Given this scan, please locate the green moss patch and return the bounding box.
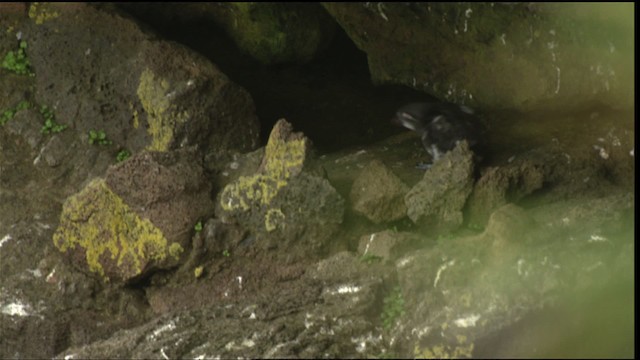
[1,40,33,76]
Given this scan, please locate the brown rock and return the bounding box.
[350,160,409,223]
[405,141,475,232]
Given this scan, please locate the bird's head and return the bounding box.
[391,103,431,132]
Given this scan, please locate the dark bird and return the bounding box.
[391,101,486,164]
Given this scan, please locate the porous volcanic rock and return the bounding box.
[53,149,213,283]
[217,119,344,255]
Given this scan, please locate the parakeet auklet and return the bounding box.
[392,101,486,165]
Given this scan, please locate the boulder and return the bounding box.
[466,159,544,227]
[206,3,336,65]
[405,141,475,232]
[323,3,633,112]
[53,149,213,283]
[350,160,409,223]
[118,3,336,65]
[218,119,344,254]
[24,3,259,165]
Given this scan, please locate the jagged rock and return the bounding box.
[468,136,635,227]
[53,149,213,283]
[217,119,344,254]
[405,141,475,232]
[350,160,409,223]
[467,160,544,227]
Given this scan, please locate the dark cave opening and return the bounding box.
[117,4,432,153]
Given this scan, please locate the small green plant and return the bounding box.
[222,249,230,257]
[0,100,31,126]
[116,149,131,162]
[40,105,66,134]
[88,129,112,145]
[194,221,203,233]
[381,286,405,330]
[360,253,383,265]
[16,100,30,111]
[2,40,33,76]
[0,109,14,126]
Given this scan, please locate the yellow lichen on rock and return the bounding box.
[220,174,286,212]
[137,68,189,151]
[168,242,184,259]
[53,178,183,282]
[28,2,60,25]
[265,208,286,232]
[219,119,309,233]
[263,130,307,181]
[194,265,204,278]
[129,101,140,129]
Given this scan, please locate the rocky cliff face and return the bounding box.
[0,3,633,359]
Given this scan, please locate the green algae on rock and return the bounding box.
[213,3,336,65]
[53,178,183,283]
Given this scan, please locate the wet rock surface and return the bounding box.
[0,3,634,359]
[322,3,633,112]
[394,193,633,357]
